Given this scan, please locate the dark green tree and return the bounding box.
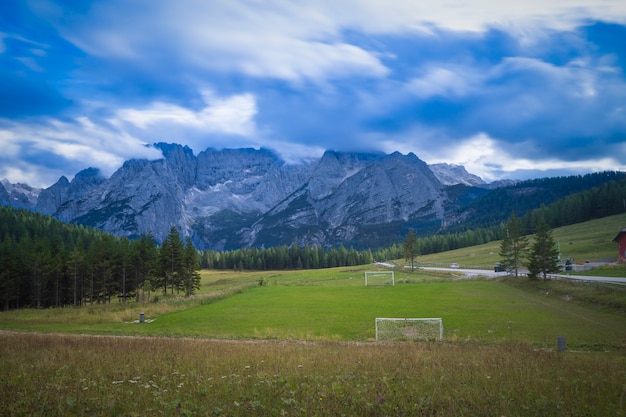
[131,234,158,302]
[499,212,528,277]
[403,228,419,272]
[181,237,201,296]
[527,217,561,281]
[160,226,184,294]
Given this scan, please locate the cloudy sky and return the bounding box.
[2,0,626,188]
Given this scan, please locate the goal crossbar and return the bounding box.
[375,317,443,341]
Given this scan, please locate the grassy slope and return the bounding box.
[414,213,626,270]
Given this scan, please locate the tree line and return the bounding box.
[0,207,200,310]
[201,245,376,271]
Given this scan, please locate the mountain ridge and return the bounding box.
[4,143,618,250]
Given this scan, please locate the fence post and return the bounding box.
[557,336,566,351]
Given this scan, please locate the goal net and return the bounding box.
[375,318,443,341]
[365,271,395,286]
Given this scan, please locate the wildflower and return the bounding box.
[377,396,384,404]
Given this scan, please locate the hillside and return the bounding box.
[413,213,626,269]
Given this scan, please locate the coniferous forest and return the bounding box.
[1,173,625,311]
[0,208,200,310]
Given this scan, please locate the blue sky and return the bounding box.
[1,0,626,188]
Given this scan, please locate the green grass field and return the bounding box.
[1,267,624,349]
[1,215,625,416]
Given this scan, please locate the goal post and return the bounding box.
[375,318,443,341]
[365,271,395,286]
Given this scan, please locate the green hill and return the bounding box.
[413,213,626,270]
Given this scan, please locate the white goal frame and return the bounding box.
[375,318,443,341]
[365,271,395,286]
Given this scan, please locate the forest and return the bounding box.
[1,173,625,310]
[0,212,200,310]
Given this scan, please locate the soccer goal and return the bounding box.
[365,271,395,286]
[375,318,443,341]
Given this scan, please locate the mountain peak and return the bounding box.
[429,163,486,187]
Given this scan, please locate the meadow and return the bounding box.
[1,331,624,417]
[1,215,625,415]
[416,213,626,268]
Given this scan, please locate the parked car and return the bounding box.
[449,263,459,269]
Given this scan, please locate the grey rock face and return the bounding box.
[429,163,486,187]
[243,151,446,248]
[7,143,484,249]
[1,180,41,209]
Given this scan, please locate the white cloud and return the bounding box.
[408,67,480,99]
[113,90,257,137]
[424,133,626,181]
[0,116,163,187]
[30,0,626,86]
[264,140,326,165]
[329,0,626,33]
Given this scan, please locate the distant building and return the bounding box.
[612,228,626,263]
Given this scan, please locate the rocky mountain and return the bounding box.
[0,180,41,209]
[1,143,491,249]
[429,163,486,187]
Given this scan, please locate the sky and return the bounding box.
[1,0,626,188]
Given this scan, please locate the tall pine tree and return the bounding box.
[160,226,184,294]
[403,229,419,272]
[499,212,528,277]
[527,216,561,281]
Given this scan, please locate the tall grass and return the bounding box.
[1,332,624,416]
[0,333,626,416]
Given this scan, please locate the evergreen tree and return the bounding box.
[160,226,184,294]
[403,229,419,272]
[182,237,201,296]
[499,212,528,277]
[527,217,561,281]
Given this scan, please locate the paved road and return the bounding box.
[422,267,626,285]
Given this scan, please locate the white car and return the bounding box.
[449,263,459,269]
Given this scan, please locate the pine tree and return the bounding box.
[499,212,528,277]
[527,216,561,281]
[403,229,419,272]
[160,226,184,294]
[182,237,201,297]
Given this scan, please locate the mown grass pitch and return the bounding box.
[1,267,624,349]
[146,280,625,348]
